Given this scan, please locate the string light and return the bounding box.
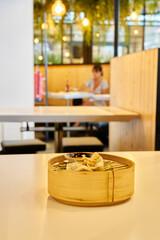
[96,32,100,38]
[134,29,139,35]
[64,51,70,58]
[62,36,67,41]
[52,0,66,16]
[34,38,39,44]
[38,55,43,61]
[41,23,48,30]
[130,9,137,21]
[82,18,89,27]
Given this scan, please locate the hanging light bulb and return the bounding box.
[62,36,67,41]
[52,0,66,16]
[38,55,43,61]
[41,23,48,30]
[34,38,39,44]
[64,50,70,58]
[130,9,137,21]
[96,32,100,38]
[82,18,89,27]
[134,29,139,35]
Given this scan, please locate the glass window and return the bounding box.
[145,25,160,50]
[62,24,83,64]
[92,24,114,63]
[118,1,160,57]
[33,1,160,65]
[48,23,62,64]
[144,0,160,50]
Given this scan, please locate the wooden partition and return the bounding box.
[110,48,160,151]
[35,64,110,106]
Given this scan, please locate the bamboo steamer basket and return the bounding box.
[48,153,135,206]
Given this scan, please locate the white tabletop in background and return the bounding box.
[0,106,138,122]
[48,91,93,99]
[48,91,110,101]
[0,151,160,240]
[92,94,110,101]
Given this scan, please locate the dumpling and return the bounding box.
[66,152,104,171]
[66,162,92,171]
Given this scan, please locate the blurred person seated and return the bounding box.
[74,63,109,106]
[73,63,109,128]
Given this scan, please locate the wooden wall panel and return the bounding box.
[34,64,110,106]
[110,48,158,151]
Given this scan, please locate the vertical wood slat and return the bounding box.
[35,64,110,106]
[155,49,160,150]
[110,48,158,151]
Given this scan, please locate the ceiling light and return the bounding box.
[130,9,137,21]
[38,55,43,61]
[96,32,100,38]
[52,0,66,16]
[64,51,70,58]
[63,36,67,41]
[82,18,89,27]
[34,38,39,44]
[134,29,139,35]
[41,23,48,30]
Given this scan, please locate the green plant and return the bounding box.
[48,54,61,64]
[34,0,159,46]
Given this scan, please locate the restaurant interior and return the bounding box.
[0,0,160,239]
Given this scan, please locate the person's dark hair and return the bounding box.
[93,63,103,76]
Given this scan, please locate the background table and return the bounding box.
[0,151,160,240]
[48,91,110,106]
[48,92,110,137]
[48,91,93,137]
[48,91,92,106]
[0,106,138,152]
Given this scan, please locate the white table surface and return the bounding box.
[0,151,160,240]
[0,106,138,122]
[48,91,110,101]
[92,94,110,101]
[47,92,110,137]
[0,106,139,153]
[48,91,93,100]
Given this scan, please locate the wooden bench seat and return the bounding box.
[62,136,104,152]
[1,139,46,154]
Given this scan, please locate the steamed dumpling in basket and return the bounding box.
[66,152,104,171]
